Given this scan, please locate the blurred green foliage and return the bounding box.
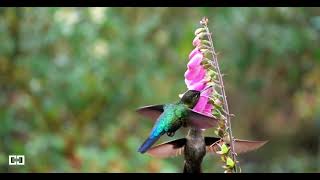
[0,7,319,173]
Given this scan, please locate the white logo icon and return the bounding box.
[9,155,25,165]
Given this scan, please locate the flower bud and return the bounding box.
[226,157,235,168]
[200,17,208,25]
[201,40,212,46]
[214,98,222,106]
[192,36,200,47]
[194,27,206,35]
[223,135,231,144]
[196,32,207,39]
[218,128,225,137]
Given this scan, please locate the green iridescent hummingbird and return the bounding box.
[137,87,219,153]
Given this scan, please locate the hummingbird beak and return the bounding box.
[179,86,213,98]
[179,90,188,98]
[200,85,213,94]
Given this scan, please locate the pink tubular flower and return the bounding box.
[187,52,203,69]
[184,39,214,117]
[193,88,214,117]
[189,47,200,59]
[192,36,201,47]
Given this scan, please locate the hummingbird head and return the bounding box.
[180,86,212,108]
[180,90,201,108]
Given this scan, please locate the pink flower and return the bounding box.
[183,37,214,117]
[185,80,206,91]
[185,48,206,85]
[184,66,206,82]
[187,51,203,69]
[192,36,200,47]
[193,88,213,116]
[189,47,200,59]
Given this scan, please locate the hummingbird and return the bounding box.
[146,127,268,173]
[136,87,219,154]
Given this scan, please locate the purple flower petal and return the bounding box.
[187,53,203,69]
[203,103,214,117]
[189,48,200,59]
[193,95,208,113]
[184,66,206,82]
[184,69,197,81]
[186,80,206,91]
[193,87,213,115]
[183,34,214,117]
[201,86,213,96]
[193,36,200,47]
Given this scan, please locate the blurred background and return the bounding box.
[0,7,319,173]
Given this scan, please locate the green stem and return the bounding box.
[201,18,238,173]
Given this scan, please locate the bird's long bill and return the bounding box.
[178,85,213,98]
[200,85,213,94]
[146,137,268,158]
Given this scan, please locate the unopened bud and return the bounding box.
[201,40,212,46]
[214,98,222,106]
[194,27,206,35]
[200,17,208,25]
[196,32,207,39]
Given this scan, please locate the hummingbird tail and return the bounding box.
[138,136,160,153]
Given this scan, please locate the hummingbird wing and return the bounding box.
[205,137,268,155]
[185,109,219,129]
[146,137,268,158]
[146,138,186,158]
[137,105,219,129]
[136,104,164,122]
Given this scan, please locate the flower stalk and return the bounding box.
[183,17,240,173]
[204,17,238,172]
